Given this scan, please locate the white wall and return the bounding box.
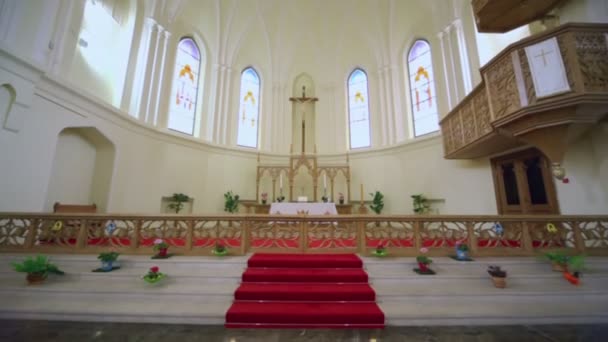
[45,129,96,210]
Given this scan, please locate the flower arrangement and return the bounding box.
[372,244,387,257]
[454,241,471,261]
[152,239,170,258]
[143,266,166,284]
[97,251,120,272]
[213,242,228,256]
[414,248,434,274]
[276,195,286,203]
[338,193,345,204]
[261,192,268,204]
[321,195,329,203]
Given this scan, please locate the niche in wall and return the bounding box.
[45,127,115,212]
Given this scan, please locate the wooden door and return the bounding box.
[491,149,559,214]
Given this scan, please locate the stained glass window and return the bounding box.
[168,38,201,135]
[236,67,260,148]
[408,40,438,137]
[348,69,371,149]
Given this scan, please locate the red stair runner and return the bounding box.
[225,253,385,328]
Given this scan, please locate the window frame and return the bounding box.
[407,39,439,138]
[347,68,372,150]
[168,36,202,136]
[236,66,261,149]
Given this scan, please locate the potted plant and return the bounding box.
[369,191,384,214]
[454,242,470,260]
[411,194,430,214]
[167,193,189,213]
[563,256,585,286]
[224,191,240,213]
[544,251,571,272]
[212,242,228,256]
[338,193,345,205]
[414,248,434,274]
[276,195,285,203]
[321,195,329,203]
[97,251,120,271]
[12,255,65,285]
[372,244,387,257]
[261,192,268,205]
[487,265,507,288]
[153,238,170,258]
[143,266,166,284]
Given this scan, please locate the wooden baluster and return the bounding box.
[572,221,586,253]
[76,219,88,249]
[357,220,366,254]
[133,219,141,251]
[24,218,38,249]
[300,219,307,253]
[186,219,193,252]
[414,220,422,252]
[240,219,249,255]
[521,221,534,255]
[467,221,478,256]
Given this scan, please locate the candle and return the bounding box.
[323,174,327,189]
[360,184,364,203]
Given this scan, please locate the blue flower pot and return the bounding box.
[101,260,114,271]
[456,249,468,260]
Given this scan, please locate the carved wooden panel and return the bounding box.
[451,112,464,150]
[574,31,608,93]
[486,53,520,119]
[461,100,476,144]
[473,87,492,136]
[441,118,453,154]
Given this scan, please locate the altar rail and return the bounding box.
[0,213,607,256]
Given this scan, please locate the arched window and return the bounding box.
[347,69,371,149]
[236,67,261,148]
[408,40,438,137]
[168,37,201,135]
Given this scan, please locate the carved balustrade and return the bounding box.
[1,213,606,256]
[440,23,608,161]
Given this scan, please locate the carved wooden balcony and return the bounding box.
[472,0,565,33]
[440,23,608,168]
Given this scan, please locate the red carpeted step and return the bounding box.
[247,253,363,268]
[225,302,385,327]
[235,283,376,301]
[242,268,368,283]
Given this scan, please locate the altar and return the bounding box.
[269,202,338,215]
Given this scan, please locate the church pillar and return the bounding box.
[221,66,233,145]
[377,67,388,146]
[454,19,473,95]
[150,29,172,128]
[389,63,405,142]
[444,25,461,103]
[143,23,165,125]
[437,31,453,110]
[47,0,86,77]
[134,18,159,121]
[382,65,396,145]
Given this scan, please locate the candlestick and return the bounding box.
[360,184,364,203]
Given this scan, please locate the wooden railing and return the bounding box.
[1,213,607,256]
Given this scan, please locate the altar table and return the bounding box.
[269,202,338,215]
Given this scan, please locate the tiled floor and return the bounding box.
[0,320,606,342]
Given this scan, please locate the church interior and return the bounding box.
[0,0,607,338]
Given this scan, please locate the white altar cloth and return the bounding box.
[269,202,337,215]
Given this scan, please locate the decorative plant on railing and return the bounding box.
[369,191,384,214]
[372,244,387,257]
[224,191,240,213]
[12,255,65,285]
[411,194,430,214]
[168,193,190,213]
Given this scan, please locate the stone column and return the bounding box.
[437,31,453,110]
[134,18,159,121]
[454,19,473,94]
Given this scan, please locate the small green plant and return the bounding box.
[544,251,570,266]
[97,252,120,262]
[411,194,430,214]
[224,191,240,213]
[545,252,585,270]
[456,243,469,252]
[12,255,65,276]
[369,191,384,214]
[487,265,506,278]
[416,255,433,265]
[168,193,190,213]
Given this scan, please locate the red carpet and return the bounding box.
[225,253,384,328]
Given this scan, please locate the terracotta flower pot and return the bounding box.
[418,262,429,272]
[491,276,506,288]
[26,272,48,285]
